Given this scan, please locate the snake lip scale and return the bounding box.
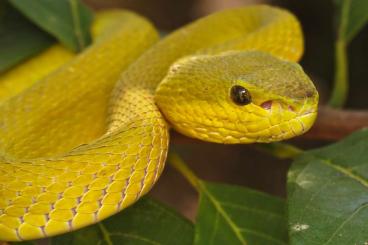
[0,5,318,241]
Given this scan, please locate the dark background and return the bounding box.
[84,0,368,219]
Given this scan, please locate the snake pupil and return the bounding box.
[230,85,252,105]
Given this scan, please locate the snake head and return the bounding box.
[155,51,318,144]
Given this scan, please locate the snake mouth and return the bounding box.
[260,100,298,112]
[257,98,318,139]
[260,100,273,110]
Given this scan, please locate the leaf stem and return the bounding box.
[168,152,201,192]
[255,142,304,159]
[98,223,113,245]
[329,39,349,108]
[329,0,350,108]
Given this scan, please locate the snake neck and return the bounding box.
[107,83,166,133]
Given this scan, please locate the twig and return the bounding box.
[305,106,368,140]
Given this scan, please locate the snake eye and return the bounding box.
[230,85,252,105]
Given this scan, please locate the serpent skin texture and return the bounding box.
[0,45,74,104]
[0,5,318,241]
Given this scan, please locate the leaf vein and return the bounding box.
[319,158,368,188]
[323,202,368,244]
[98,223,113,245]
[68,0,84,50]
[209,209,220,244]
[200,181,247,245]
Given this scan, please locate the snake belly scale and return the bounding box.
[0,5,318,241]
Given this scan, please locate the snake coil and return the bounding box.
[0,5,318,241]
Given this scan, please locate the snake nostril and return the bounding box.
[260,100,272,110]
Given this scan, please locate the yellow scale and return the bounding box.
[0,6,318,241]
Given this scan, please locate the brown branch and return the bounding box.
[171,106,368,143]
[304,106,368,140]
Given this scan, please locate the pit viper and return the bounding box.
[0,5,318,241]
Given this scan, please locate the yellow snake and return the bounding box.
[0,5,318,241]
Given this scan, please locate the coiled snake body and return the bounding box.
[0,5,318,241]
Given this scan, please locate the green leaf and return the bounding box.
[51,198,194,245]
[334,0,368,42]
[0,2,54,73]
[288,129,368,245]
[9,0,93,52]
[195,182,287,245]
